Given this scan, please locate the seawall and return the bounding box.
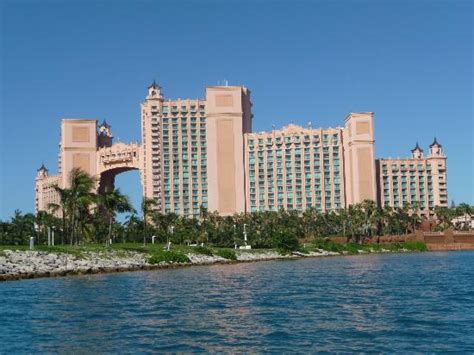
[330,230,474,251]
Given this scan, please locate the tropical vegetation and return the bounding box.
[0,169,472,251]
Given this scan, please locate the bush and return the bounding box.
[400,241,427,251]
[312,239,345,253]
[147,250,190,264]
[345,243,362,254]
[193,246,214,256]
[216,249,237,260]
[297,247,310,255]
[272,230,299,254]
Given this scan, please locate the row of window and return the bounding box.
[249,203,342,213]
[164,201,208,216]
[162,117,206,124]
[153,104,205,113]
[247,133,339,146]
[381,163,448,174]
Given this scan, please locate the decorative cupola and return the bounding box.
[429,137,443,157]
[98,120,113,147]
[147,80,163,99]
[411,142,424,159]
[36,163,49,179]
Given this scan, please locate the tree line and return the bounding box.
[0,168,472,246]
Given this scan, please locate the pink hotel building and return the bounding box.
[36,82,448,217]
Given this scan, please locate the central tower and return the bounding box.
[342,112,377,204]
[206,86,252,215]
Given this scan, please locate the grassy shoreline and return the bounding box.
[0,240,427,260]
[0,241,428,282]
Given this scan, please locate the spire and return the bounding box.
[148,80,159,89]
[100,119,110,128]
[98,119,113,144]
[37,163,48,172]
[147,79,163,99]
[430,136,441,148]
[411,142,423,152]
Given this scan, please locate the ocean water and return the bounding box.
[1,251,473,353]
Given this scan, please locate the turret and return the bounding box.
[429,137,444,157]
[411,142,423,159]
[36,163,49,180]
[146,80,163,100]
[98,120,113,147]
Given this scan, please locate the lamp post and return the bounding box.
[243,223,248,246]
[168,226,174,251]
[233,224,237,249]
[34,223,39,245]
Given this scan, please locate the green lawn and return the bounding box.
[304,239,427,254]
[0,243,244,262]
[0,240,427,260]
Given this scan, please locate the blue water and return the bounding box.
[1,252,473,353]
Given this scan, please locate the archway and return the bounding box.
[98,167,140,195]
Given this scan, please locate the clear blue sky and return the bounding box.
[1,0,472,220]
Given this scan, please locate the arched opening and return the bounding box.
[98,168,142,221]
[114,169,143,220]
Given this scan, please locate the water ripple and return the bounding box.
[1,252,473,352]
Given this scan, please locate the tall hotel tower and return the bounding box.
[36,82,448,217]
[140,82,251,216]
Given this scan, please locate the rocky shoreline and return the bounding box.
[0,249,346,282]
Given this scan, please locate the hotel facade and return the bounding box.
[36,82,448,217]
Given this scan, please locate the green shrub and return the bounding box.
[193,246,214,256]
[216,249,237,260]
[344,243,362,254]
[400,241,427,251]
[367,243,385,252]
[312,239,344,253]
[272,230,299,254]
[147,250,190,264]
[297,247,310,255]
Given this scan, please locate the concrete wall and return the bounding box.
[330,230,474,251]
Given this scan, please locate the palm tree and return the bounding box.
[454,203,473,231]
[100,188,135,246]
[408,201,423,234]
[360,199,378,241]
[124,213,143,242]
[35,210,60,245]
[434,206,454,231]
[49,168,96,245]
[346,204,364,243]
[35,210,48,245]
[141,197,157,245]
[0,220,11,245]
[9,210,35,245]
[69,169,97,245]
[49,186,71,244]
